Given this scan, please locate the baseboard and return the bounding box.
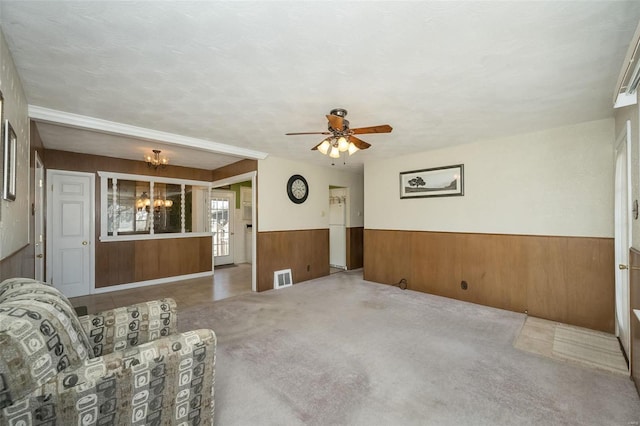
[92,271,213,294]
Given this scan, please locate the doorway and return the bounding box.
[46,170,95,297]
[329,187,347,270]
[34,152,45,282]
[211,171,257,292]
[614,120,632,363]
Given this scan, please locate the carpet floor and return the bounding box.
[178,270,640,425]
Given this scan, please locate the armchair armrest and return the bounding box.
[1,329,216,426]
[79,298,178,357]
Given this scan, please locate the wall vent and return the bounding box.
[273,269,293,289]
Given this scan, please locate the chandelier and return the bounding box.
[135,191,173,210]
[316,136,359,159]
[144,149,168,169]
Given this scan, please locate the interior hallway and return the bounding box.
[69,263,252,313]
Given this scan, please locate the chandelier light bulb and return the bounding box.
[329,146,340,158]
[348,142,359,155]
[318,139,331,155]
[337,136,349,152]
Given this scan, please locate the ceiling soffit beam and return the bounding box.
[28,105,269,160]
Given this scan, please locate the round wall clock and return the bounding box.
[287,174,309,204]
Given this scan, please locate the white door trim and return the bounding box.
[614,120,632,365]
[211,171,257,292]
[46,169,95,296]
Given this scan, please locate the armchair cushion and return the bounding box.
[79,299,178,358]
[0,298,91,409]
[0,281,93,354]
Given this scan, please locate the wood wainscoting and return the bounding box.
[631,248,640,395]
[364,229,615,333]
[257,229,329,292]
[346,227,364,270]
[96,236,212,288]
[211,159,257,181]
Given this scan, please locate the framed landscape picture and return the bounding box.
[400,164,464,199]
[2,119,16,201]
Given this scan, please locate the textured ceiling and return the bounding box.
[1,1,639,171]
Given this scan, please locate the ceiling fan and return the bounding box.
[285,108,392,159]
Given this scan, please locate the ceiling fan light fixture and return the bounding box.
[329,146,340,158]
[285,109,392,163]
[348,142,359,155]
[318,139,331,155]
[337,136,349,152]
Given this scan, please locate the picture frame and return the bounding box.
[3,119,16,201]
[0,91,3,210]
[400,164,464,199]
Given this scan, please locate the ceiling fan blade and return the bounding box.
[326,114,344,131]
[285,131,332,136]
[351,124,393,134]
[311,140,323,150]
[349,135,371,150]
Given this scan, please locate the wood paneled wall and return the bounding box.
[257,229,329,292]
[631,248,640,395]
[346,227,364,270]
[364,229,615,332]
[45,149,215,288]
[96,236,212,287]
[211,159,257,181]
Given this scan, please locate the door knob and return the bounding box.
[36,254,43,258]
[619,264,629,270]
[82,241,88,246]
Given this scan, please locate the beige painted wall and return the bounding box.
[257,156,364,232]
[365,118,614,238]
[0,29,29,261]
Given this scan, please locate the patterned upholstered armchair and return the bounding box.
[0,278,216,426]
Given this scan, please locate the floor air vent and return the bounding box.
[274,269,293,289]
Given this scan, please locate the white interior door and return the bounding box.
[34,152,45,282]
[614,120,632,361]
[211,190,234,266]
[47,170,94,297]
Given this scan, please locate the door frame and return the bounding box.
[34,152,45,282]
[614,120,632,364]
[46,169,96,295]
[211,171,257,292]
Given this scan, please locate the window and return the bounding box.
[107,179,151,235]
[99,172,211,241]
[210,195,230,257]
